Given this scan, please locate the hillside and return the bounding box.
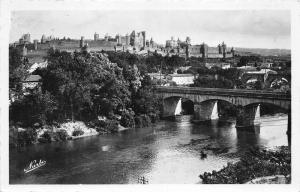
[235,47,290,56]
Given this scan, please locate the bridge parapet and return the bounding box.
[154,86,291,100]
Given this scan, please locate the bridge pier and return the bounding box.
[162,97,182,117]
[193,101,218,122]
[287,111,291,135]
[236,104,261,131]
[287,112,291,148]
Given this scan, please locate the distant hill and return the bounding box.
[235,47,291,56]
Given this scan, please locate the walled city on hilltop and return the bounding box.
[12,31,235,60]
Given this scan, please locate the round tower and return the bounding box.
[218,44,222,54]
[41,34,46,44]
[150,38,154,48]
[82,42,89,53]
[94,32,99,41]
[33,39,38,50]
[200,42,207,59]
[231,47,235,57]
[80,36,84,48]
[186,36,191,45]
[141,31,146,48]
[22,45,27,57]
[185,45,189,60]
[222,41,227,58]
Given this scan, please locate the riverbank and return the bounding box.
[199,146,291,184]
[9,113,159,148]
[9,121,100,147]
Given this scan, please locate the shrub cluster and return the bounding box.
[72,128,85,137]
[199,146,291,184]
[16,129,37,146]
[134,114,152,128]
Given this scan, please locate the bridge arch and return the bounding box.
[161,93,237,106]
[244,102,290,115]
[162,96,195,117]
[240,99,290,111]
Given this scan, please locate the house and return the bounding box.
[167,73,196,86]
[147,73,165,80]
[22,75,42,93]
[241,69,278,88]
[246,62,260,67]
[260,62,274,68]
[205,62,231,69]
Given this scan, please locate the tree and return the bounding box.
[193,77,234,89]
[9,47,29,89]
[285,61,291,68]
[253,81,262,90]
[9,47,23,72]
[237,56,261,67]
[9,91,57,126]
[132,75,161,116]
[40,50,132,122]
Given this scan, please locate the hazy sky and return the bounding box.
[10,10,291,49]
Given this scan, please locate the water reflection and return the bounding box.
[236,126,261,153]
[10,114,288,184]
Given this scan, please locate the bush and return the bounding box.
[120,111,135,128]
[17,129,37,146]
[72,128,84,136]
[9,92,57,127]
[134,116,143,128]
[53,129,69,141]
[169,81,177,86]
[148,112,159,123]
[38,130,52,143]
[94,121,108,133]
[37,137,49,143]
[199,147,291,184]
[183,68,196,74]
[193,77,234,89]
[90,119,118,133]
[90,119,107,128]
[135,114,152,128]
[105,119,119,133]
[177,69,183,74]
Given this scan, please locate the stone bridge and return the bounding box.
[154,86,291,132]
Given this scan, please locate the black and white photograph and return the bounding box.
[1,0,300,191]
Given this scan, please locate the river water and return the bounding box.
[10,114,288,184]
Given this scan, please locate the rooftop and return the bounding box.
[168,73,194,77]
[23,75,42,82]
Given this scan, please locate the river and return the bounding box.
[9,113,288,184]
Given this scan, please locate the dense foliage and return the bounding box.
[105,51,186,75]
[193,67,243,89]
[199,146,291,184]
[10,49,161,131]
[237,56,262,67]
[9,47,29,90]
[10,91,57,126]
